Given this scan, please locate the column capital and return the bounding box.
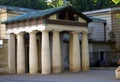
[8,33,16,39]
[70,31,80,35]
[52,30,61,33]
[15,32,25,35]
[29,30,38,34]
[9,33,15,35]
[41,30,50,33]
[81,31,89,35]
[17,32,25,35]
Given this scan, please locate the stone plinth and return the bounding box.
[115,66,120,79]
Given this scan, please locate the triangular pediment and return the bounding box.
[47,6,91,23]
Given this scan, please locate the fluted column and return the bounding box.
[8,33,16,73]
[82,32,89,71]
[29,31,38,74]
[17,32,25,73]
[52,31,62,73]
[41,30,51,74]
[69,32,81,72]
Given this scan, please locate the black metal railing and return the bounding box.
[89,51,120,67]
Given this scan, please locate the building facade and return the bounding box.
[87,17,113,67]
[3,6,91,74]
[84,7,120,50]
[83,7,120,67]
[1,5,119,74]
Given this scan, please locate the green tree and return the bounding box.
[92,0,116,10]
[47,0,71,8]
[112,0,120,4]
[0,0,48,10]
[0,0,120,12]
[68,0,118,12]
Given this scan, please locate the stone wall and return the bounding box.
[92,43,111,51]
[111,10,120,50]
[0,8,7,39]
[0,39,8,74]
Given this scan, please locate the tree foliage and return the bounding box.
[47,0,71,8]
[112,0,120,4]
[0,0,48,10]
[69,0,118,11]
[0,0,119,11]
[47,0,64,8]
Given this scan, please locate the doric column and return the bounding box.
[52,31,62,73]
[41,30,51,74]
[8,33,16,73]
[17,32,25,73]
[82,32,89,71]
[29,31,38,74]
[69,32,81,72]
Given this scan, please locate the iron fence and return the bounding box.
[89,51,120,67]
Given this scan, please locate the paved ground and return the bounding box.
[0,70,119,82]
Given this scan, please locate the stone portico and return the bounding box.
[3,6,92,74]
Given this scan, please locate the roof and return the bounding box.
[89,16,106,22]
[83,6,120,15]
[0,5,37,13]
[83,8,111,15]
[2,5,92,24]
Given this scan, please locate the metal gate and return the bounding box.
[90,51,120,67]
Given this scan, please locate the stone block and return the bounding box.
[115,66,120,79]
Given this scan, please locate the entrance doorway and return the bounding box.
[99,50,105,61]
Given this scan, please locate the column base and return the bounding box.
[52,66,62,73]
[70,67,81,72]
[82,66,89,71]
[42,69,51,74]
[29,70,38,74]
[17,70,25,74]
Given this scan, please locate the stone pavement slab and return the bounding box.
[0,70,119,82]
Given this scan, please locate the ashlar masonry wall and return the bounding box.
[0,40,8,73]
[112,10,120,50]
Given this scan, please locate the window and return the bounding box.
[0,40,3,48]
[58,10,78,21]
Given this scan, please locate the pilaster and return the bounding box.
[8,33,16,73]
